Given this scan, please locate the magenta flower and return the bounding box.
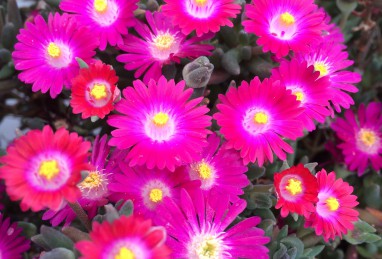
[108,76,211,171]
[271,59,331,131]
[243,0,326,58]
[182,133,249,201]
[155,189,270,258]
[161,0,241,36]
[60,0,138,50]
[12,13,98,98]
[295,41,361,112]
[331,102,382,176]
[117,11,213,84]
[0,215,30,259]
[214,77,303,166]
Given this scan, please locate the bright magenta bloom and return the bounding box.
[156,189,270,258]
[295,41,361,112]
[0,215,30,259]
[108,76,211,171]
[117,11,213,84]
[305,169,359,241]
[274,164,318,217]
[182,133,249,201]
[331,102,382,176]
[76,215,171,259]
[12,13,98,98]
[271,59,331,131]
[60,0,138,50]
[161,0,241,36]
[0,126,90,211]
[243,0,326,58]
[70,60,120,119]
[214,77,303,166]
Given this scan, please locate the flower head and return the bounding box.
[155,189,270,258]
[60,0,138,50]
[274,164,318,217]
[331,102,382,175]
[12,13,98,98]
[0,215,30,259]
[214,77,303,166]
[271,59,331,131]
[117,11,213,84]
[76,215,171,259]
[70,60,120,119]
[161,0,241,36]
[305,169,359,241]
[108,76,211,171]
[243,0,326,58]
[0,125,91,212]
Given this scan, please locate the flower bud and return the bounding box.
[182,56,214,89]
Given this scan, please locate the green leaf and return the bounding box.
[118,200,134,217]
[250,192,272,209]
[304,163,318,173]
[273,243,288,259]
[246,164,265,180]
[254,209,276,221]
[258,219,275,237]
[278,225,289,241]
[75,57,89,69]
[281,236,304,259]
[286,247,297,259]
[40,226,74,250]
[302,245,325,257]
[17,221,37,239]
[40,248,76,259]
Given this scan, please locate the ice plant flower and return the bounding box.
[243,0,326,58]
[305,169,359,241]
[274,164,318,217]
[183,133,249,201]
[214,77,303,166]
[271,59,331,131]
[70,60,120,119]
[331,102,382,176]
[12,13,98,98]
[76,215,171,259]
[161,0,241,36]
[108,76,211,171]
[295,41,361,112]
[0,215,30,259]
[0,125,91,211]
[156,189,270,258]
[60,0,138,50]
[109,162,197,219]
[117,11,213,84]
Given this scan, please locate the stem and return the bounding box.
[68,201,92,231]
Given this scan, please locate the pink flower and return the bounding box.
[0,215,30,259]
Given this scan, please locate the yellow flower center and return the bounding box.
[38,160,60,180]
[254,112,268,124]
[294,91,304,102]
[90,84,108,100]
[153,33,175,51]
[47,43,61,58]
[196,236,219,257]
[326,197,340,211]
[79,171,103,189]
[115,247,135,259]
[197,162,212,180]
[279,12,295,26]
[149,188,163,203]
[94,0,108,13]
[314,62,329,77]
[359,129,377,147]
[152,112,169,126]
[285,178,303,196]
[194,0,208,6]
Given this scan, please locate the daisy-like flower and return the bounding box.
[274,164,318,217]
[76,215,171,259]
[12,13,98,98]
[214,77,303,166]
[0,125,91,212]
[331,102,382,176]
[243,0,326,58]
[60,0,138,50]
[70,60,120,119]
[305,169,359,241]
[182,133,249,201]
[108,76,211,171]
[271,59,331,131]
[0,215,30,259]
[155,189,270,258]
[295,41,361,112]
[161,0,241,36]
[117,11,213,84]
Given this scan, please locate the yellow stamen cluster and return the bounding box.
[326,197,340,211]
[149,188,163,203]
[254,112,268,125]
[38,160,60,180]
[90,84,108,100]
[115,247,135,259]
[285,178,303,196]
[153,34,175,51]
[196,236,219,258]
[47,43,61,58]
[197,162,212,180]
[194,0,208,6]
[152,112,169,126]
[279,12,295,26]
[314,62,329,77]
[79,171,103,190]
[294,91,304,102]
[359,129,377,147]
[94,0,108,13]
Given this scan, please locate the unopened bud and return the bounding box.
[182,56,214,88]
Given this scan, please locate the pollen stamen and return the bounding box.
[254,112,268,125]
[94,0,108,13]
[149,188,163,203]
[153,33,175,51]
[359,129,377,147]
[115,247,135,259]
[314,62,329,77]
[285,178,303,196]
[326,197,340,211]
[197,162,212,180]
[152,112,169,127]
[90,84,108,100]
[47,43,61,58]
[38,160,60,180]
[279,12,295,26]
